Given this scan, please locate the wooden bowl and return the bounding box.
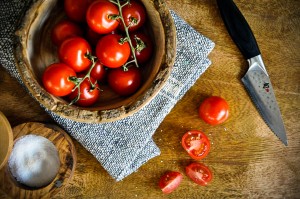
[0,122,76,198]
[14,0,176,123]
[0,111,13,170]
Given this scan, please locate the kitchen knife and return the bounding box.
[216,0,288,145]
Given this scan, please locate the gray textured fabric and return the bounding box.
[0,1,214,181]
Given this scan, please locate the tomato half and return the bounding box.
[199,96,229,125]
[64,0,94,22]
[107,66,142,96]
[158,171,183,194]
[86,0,119,34]
[42,63,76,97]
[58,37,92,72]
[96,34,130,68]
[68,75,100,107]
[130,32,153,64]
[119,0,146,32]
[51,20,83,46]
[186,162,213,186]
[181,130,210,160]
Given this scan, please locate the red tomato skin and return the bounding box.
[42,63,76,97]
[58,37,92,73]
[68,76,100,107]
[64,0,94,22]
[130,32,153,64]
[108,66,141,96]
[90,61,107,83]
[86,1,119,34]
[158,171,183,194]
[96,34,130,68]
[119,0,146,32]
[51,20,83,46]
[186,162,213,186]
[199,96,229,125]
[181,130,210,160]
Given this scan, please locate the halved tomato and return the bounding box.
[181,130,210,160]
[158,171,183,194]
[186,162,213,186]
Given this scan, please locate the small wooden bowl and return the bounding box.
[0,122,76,198]
[0,111,13,170]
[14,0,176,123]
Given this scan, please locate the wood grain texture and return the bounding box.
[0,0,299,198]
[0,122,76,199]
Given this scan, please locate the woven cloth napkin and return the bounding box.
[0,1,214,181]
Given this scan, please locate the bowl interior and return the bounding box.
[15,0,176,123]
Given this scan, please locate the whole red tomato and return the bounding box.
[58,37,92,72]
[68,75,100,107]
[130,32,153,64]
[86,0,119,34]
[42,63,76,97]
[181,130,210,160]
[64,0,94,22]
[158,171,183,194]
[90,61,107,83]
[119,0,146,32]
[96,34,130,68]
[198,96,229,125]
[108,66,142,96]
[186,162,213,186]
[51,19,83,46]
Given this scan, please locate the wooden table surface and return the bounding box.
[1,0,300,198]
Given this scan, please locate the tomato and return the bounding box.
[130,32,153,64]
[158,171,183,194]
[85,27,103,47]
[199,96,229,125]
[186,162,213,186]
[42,63,76,97]
[107,66,142,96]
[51,19,83,46]
[96,34,130,68]
[68,75,100,107]
[181,130,210,160]
[86,0,119,34]
[64,0,94,22]
[119,0,146,32]
[58,37,92,72]
[90,61,107,83]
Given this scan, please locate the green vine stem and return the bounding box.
[68,53,98,105]
[109,0,140,69]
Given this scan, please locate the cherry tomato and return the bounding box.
[119,0,146,32]
[42,63,76,97]
[64,0,94,22]
[158,171,183,194]
[68,75,100,107]
[199,96,229,125]
[86,0,119,34]
[96,34,130,68]
[51,20,83,46]
[130,32,153,64]
[85,27,103,47]
[90,61,107,83]
[108,66,142,96]
[186,162,213,186]
[58,37,92,72]
[181,130,210,160]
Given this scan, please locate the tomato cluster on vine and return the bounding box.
[42,0,153,107]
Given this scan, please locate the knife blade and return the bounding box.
[216,0,288,145]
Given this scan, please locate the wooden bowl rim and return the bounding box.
[14,0,177,123]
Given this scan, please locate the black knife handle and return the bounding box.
[216,0,260,59]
